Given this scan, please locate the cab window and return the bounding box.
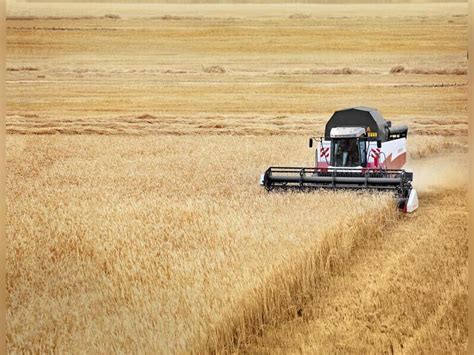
[332,139,360,167]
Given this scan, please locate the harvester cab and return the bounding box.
[312,127,368,168]
[260,107,418,213]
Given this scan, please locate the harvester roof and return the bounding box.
[324,106,390,141]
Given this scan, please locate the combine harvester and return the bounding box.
[260,107,418,212]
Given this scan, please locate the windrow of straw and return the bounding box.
[390,65,467,75]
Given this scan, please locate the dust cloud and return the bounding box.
[406,153,468,193]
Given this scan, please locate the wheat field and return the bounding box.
[6,1,468,353]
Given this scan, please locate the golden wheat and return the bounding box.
[7,135,398,353]
[7,134,467,352]
[5,2,468,353]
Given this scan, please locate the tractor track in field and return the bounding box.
[242,186,467,353]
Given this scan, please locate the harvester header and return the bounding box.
[260,107,418,212]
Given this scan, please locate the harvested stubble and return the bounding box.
[407,135,468,159]
[7,135,397,353]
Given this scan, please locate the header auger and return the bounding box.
[260,107,418,212]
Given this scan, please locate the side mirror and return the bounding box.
[309,138,313,148]
[377,140,382,148]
